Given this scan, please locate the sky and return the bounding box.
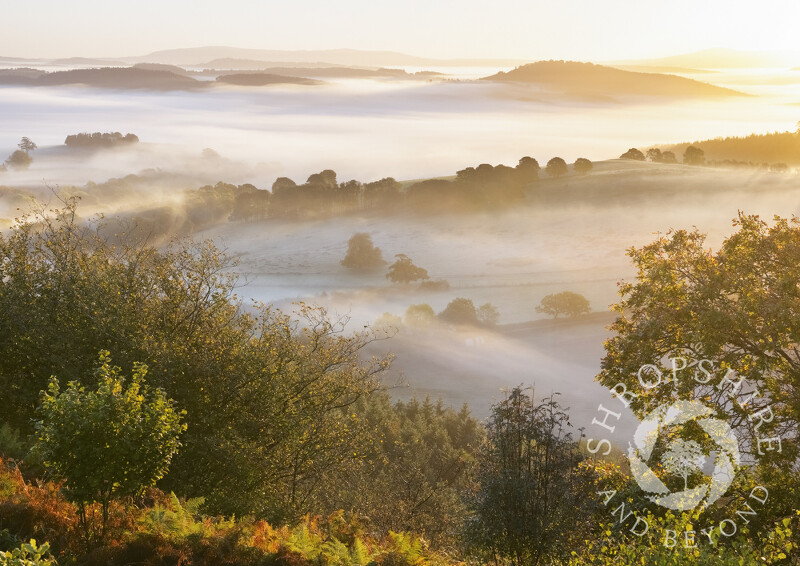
[2,0,800,61]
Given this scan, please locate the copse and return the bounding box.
[0,200,391,522]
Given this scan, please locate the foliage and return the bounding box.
[34,352,185,538]
[4,151,32,171]
[386,255,429,284]
[16,138,37,154]
[545,157,568,178]
[318,394,483,550]
[0,540,55,566]
[404,304,436,327]
[0,201,392,521]
[63,132,138,149]
[476,303,500,327]
[342,233,386,270]
[683,145,706,165]
[536,291,591,319]
[437,298,477,326]
[620,148,645,161]
[573,157,593,175]
[597,213,800,517]
[466,387,599,565]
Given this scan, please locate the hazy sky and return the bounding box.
[2,0,800,60]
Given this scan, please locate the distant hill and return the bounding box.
[215,66,443,80]
[482,61,746,100]
[216,73,322,86]
[0,67,201,90]
[662,130,800,165]
[617,48,800,69]
[133,46,527,68]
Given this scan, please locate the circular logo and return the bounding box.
[628,400,741,512]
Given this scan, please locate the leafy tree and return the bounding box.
[17,138,37,153]
[0,200,391,521]
[536,291,590,319]
[646,148,663,162]
[683,145,705,165]
[386,254,429,284]
[341,233,385,270]
[4,151,32,171]
[477,303,500,327]
[271,176,297,194]
[405,303,436,326]
[34,351,185,538]
[597,214,800,469]
[438,298,478,325]
[516,156,540,182]
[319,394,483,548]
[662,150,678,163]
[573,157,593,175]
[620,148,645,161]
[545,157,568,178]
[467,387,595,565]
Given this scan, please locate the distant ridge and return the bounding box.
[482,60,746,100]
[131,46,527,68]
[615,48,800,69]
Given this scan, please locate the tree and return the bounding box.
[646,148,663,162]
[438,298,478,325]
[477,303,500,327]
[0,200,391,521]
[662,150,678,163]
[597,214,800,465]
[4,150,32,170]
[341,233,385,270]
[573,157,593,175]
[683,145,705,165]
[545,157,568,178]
[34,351,185,539]
[516,156,540,183]
[386,254,429,283]
[466,387,595,565]
[17,137,37,153]
[405,303,436,326]
[536,291,590,319]
[620,148,645,161]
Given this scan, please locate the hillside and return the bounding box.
[216,72,323,86]
[482,60,746,100]
[0,66,201,90]
[663,130,800,165]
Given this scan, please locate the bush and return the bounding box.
[34,351,186,538]
[0,540,55,566]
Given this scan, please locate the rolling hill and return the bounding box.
[482,60,747,100]
[0,67,201,90]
